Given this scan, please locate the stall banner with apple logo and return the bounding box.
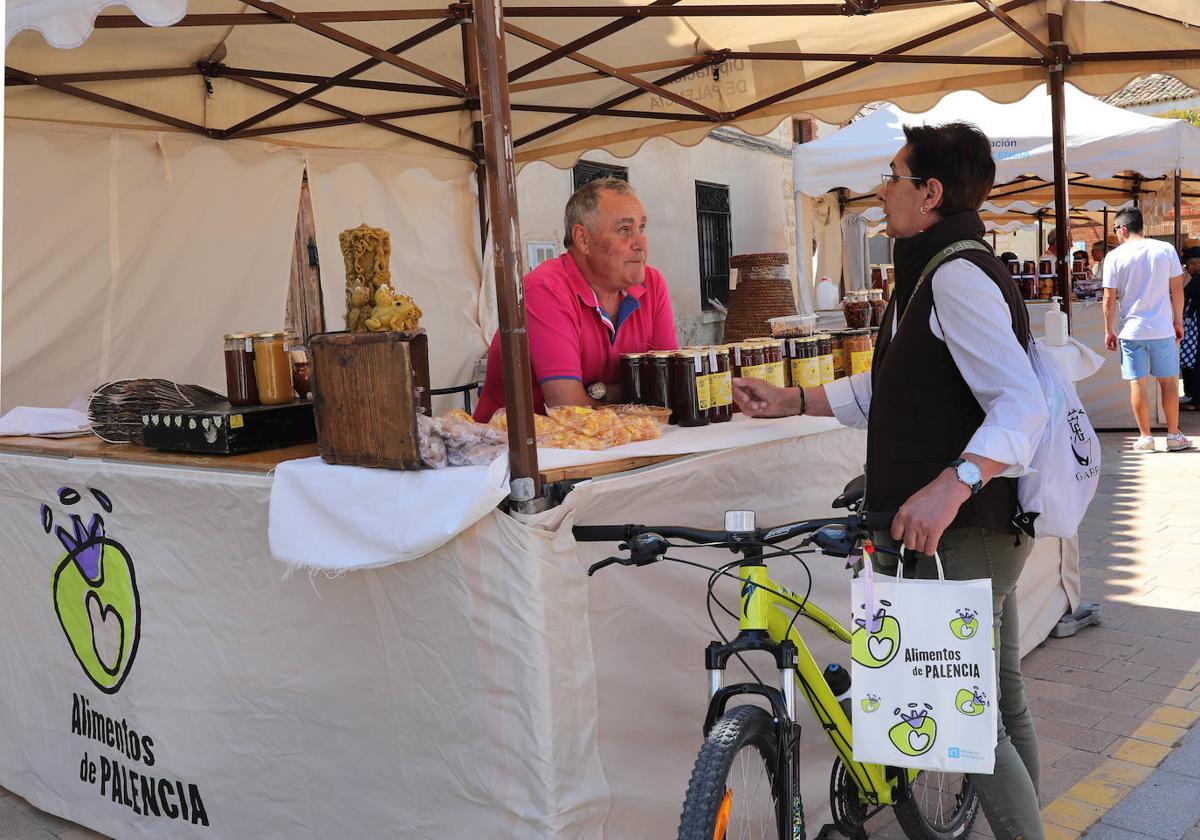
[40,487,212,828]
[44,486,140,694]
[849,561,997,774]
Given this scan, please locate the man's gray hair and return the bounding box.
[563,177,636,250]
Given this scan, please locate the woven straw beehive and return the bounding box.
[722,252,797,342]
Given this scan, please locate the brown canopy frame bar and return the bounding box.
[8,0,1200,506]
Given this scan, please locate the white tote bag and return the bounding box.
[849,548,997,773]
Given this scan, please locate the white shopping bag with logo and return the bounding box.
[849,546,996,773]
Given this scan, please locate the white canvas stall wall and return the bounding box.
[2,121,304,412]
[302,149,486,409]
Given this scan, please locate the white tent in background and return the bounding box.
[796,83,1199,197]
[793,83,1200,300]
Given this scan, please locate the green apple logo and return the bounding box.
[955,686,989,717]
[861,693,881,714]
[43,488,141,694]
[851,600,901,669]
[950,608,979,640]
[888,703,937,757]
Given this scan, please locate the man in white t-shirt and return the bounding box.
[1102,207,1190,452]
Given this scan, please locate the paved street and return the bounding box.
[3,413,1198,840]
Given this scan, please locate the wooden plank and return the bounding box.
[0,435,317,473]
[538,453,683,483]
[285,177,325,344]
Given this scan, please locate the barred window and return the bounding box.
[572,160,629,192]
[696,182,732,310]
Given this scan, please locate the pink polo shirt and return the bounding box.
[473,252,678,422]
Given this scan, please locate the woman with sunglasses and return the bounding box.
[735,121,1047,840]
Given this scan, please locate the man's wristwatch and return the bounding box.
[948,458,984,495]
[586,381,608,402]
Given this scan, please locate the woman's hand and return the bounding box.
[732,378,801,418]
[891,470,971,556]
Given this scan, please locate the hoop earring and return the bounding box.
[920,205,928,215]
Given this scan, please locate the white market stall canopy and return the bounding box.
[794,82,1200,212]
[6,1,1200,168]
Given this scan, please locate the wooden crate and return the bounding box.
[309,330,431,469]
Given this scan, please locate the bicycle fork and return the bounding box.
[703,556,804,840]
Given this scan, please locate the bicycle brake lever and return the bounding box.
[587,556,622,576]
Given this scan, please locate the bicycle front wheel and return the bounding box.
[892,769,978,840]
[677,704,792,840]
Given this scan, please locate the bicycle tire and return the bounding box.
[891,769,978,840]
[677,704,794,840]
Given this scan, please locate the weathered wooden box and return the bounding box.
[309,330,432,470]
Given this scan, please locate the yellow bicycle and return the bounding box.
[574,506,979,840]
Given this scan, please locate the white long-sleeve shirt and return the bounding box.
[824,259,1047,477]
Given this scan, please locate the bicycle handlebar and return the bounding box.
[572,510,895,547]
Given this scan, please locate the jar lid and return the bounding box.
[224,332,255,340]
[800,336,819,343]
[816,332,832,340]
[844,328,873,335]
[620,352,646,359]
[254,331,286,339]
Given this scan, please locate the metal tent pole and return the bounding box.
[471,0,542,506]
[1175,168,1184,253]
[1048,13,1071,326]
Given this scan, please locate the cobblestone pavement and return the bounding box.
[3,414,1198,840]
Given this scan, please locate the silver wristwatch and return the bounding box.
[586,381,607,401]
[948,458,983,495]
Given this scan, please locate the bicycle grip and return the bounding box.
[572,524,632,543]
[861,511,897,532]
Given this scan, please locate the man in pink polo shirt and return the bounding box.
[473,178,679,421]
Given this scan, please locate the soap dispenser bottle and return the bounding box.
[1044,296,1068,347]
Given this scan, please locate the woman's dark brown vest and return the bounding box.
[865,214,1031,534]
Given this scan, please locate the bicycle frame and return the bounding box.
[730,560,915,807]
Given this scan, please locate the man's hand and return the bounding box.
[1176,319,1184,343]
[891,469,971,556]
[1105,331,1118,352]
[732,378,800,418]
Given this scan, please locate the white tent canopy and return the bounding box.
[794,83,1200,197]
[792,82,1200,295]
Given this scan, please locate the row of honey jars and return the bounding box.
[621,347,735,425]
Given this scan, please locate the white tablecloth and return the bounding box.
[0,428,1076,839]
[268,414,843,571]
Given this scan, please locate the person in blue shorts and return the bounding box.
[1102,208,1191,452]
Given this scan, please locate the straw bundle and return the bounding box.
[88,379,225,444]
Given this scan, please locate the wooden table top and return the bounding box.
[0,436,688,483]
[0,435,318,474]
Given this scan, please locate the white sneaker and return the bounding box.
[1166,433,1193,452]
[1132,436,1156,452]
